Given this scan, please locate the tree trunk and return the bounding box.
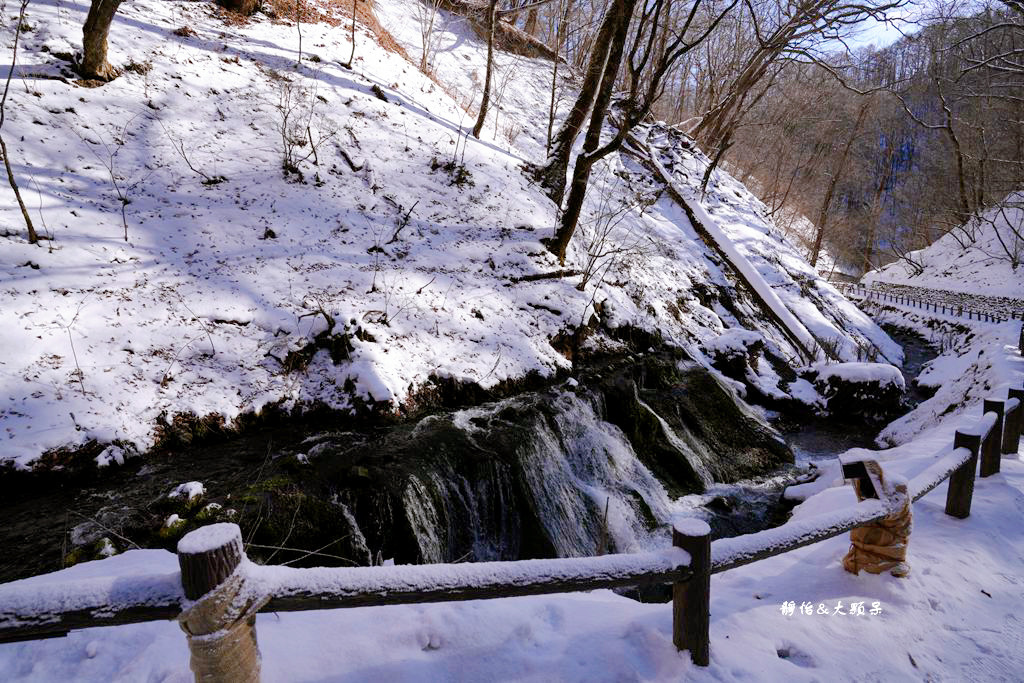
[862,144,896,274]
[811,103,868,268]
[1,0,38,245]
[524,8,539,36]
[548,0,634,263]
[534,0,622,204]
[81,0,123,81]
[472,0,499,139]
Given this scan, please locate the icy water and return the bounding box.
[780,324,938,465]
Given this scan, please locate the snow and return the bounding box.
[872,318,1024,447]
[787,378,820,406]
[907,446,970,502]
[811,362,905,389]
[94,445,130,468]
[711,499,887,573]
[960,411,998,439]
[4,450,1023,681]
[863,193,1024,299]
[0,0,897,467]
[643,140,821,361]
[245,547,691,606]
[703,328,762,357]
[167,481,205,502]
[672,518,711,537]
[641,128,904,370]
[0,550,181,631]
[176,523,240,556]
[2,1,1023,680]
[3,345,1023,680]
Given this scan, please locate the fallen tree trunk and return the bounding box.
[622,130,817,364]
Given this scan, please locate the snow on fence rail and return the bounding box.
[837,282,1022,323]
[1,382,1022,679]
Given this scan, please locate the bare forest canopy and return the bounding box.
[450,0,1024,277]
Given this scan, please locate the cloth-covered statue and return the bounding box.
[842,459,911,577]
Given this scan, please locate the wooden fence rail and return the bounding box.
[837,282,1022,323]
[1,381,1022,680]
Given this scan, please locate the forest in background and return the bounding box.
[413,0,1024,277]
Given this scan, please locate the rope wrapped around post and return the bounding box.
[177,523,267,683]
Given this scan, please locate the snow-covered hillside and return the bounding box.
[0,0,894,467]
[864,193,1024,298]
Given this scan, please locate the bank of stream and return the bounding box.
[0,327,938,586]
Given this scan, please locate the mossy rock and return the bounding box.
[600,355,792,494]
[63,537,118,568]
[157,515,189,540]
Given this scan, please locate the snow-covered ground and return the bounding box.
[864,193,1024,299]
[0,0,893,467]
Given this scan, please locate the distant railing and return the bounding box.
[837,282,1022,323]
[1,383,1022,679]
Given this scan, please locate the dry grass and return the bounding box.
[216,0,411,60]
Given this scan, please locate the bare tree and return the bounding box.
[810,100,870,267]
[472,0,501,138]
[546,0,739,264]
[1,0,40,245]
[417,0,445,72]
[341,0,357,70]
[81,0,124,81]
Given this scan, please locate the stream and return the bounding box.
[0,327,938,585]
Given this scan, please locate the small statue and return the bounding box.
[841,458,911,578]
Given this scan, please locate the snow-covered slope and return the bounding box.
[864,194,1024,298]
[0,0,894,466]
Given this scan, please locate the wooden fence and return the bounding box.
[1,382,1022,680]
[837,282,1022,323]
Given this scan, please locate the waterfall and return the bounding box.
[636,397,715,488]
[529,392,676,555]
[402,453,520,564]
[400,390,680,562]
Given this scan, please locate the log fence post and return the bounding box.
[1007,386,1024,455]
[946,431,980,518]
[673,519,710,666]
[981,400,1004,477]
[178,523,263,683]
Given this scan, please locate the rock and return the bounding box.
[602,355,793,487]
[804,362,907,426]
[704,328,764,382]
